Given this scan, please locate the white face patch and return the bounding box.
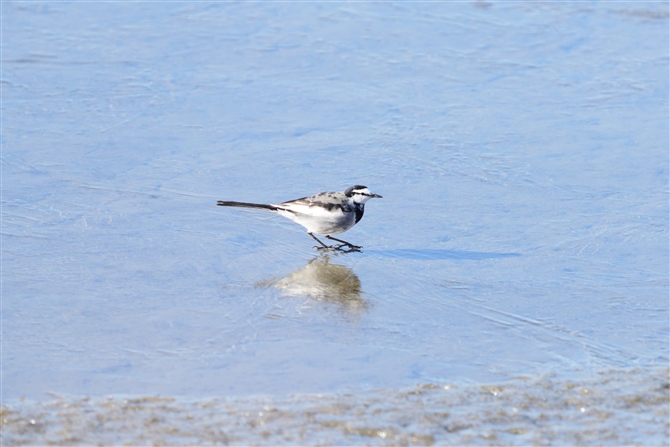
[351,188,373,204]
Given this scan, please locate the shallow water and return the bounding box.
[3,1,668,444]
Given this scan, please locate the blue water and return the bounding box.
[3,2,668,441]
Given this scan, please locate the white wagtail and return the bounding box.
[217,185,382,251]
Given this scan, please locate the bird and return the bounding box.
[217,185,382,251]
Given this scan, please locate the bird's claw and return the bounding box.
[338,244,361,250]
[313,244,361,253]
[340,247,362,253]
[332,243,362,252]
[314,245,336,251]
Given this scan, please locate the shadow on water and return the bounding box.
[363,249,522,261]
[258,254,369,315]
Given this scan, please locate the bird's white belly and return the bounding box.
[276,207,355,235]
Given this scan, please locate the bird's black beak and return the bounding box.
[371,193,383,199]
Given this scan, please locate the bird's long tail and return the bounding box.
[217,201,278,211]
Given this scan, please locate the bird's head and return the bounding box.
[344,185,383,204]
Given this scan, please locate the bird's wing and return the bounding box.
[275,192,348,215]
[280,192,338,206]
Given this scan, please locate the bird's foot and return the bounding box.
[335,244,363,253]
[314,245,337,252]
[325,236,362,252]
[310,234,361,253]
[313,244,361,253]
[333,243,362,252]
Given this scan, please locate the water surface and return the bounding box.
[3,1,668,444]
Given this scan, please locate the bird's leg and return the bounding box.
[308,232,335,251]
[326,235,362,251]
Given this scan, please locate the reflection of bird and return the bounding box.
[217,185,382,251]
[265,256,368,314]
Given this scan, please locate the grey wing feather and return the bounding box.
[279,192,348,212]
[281,192,336,206]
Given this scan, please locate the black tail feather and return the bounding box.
[217,201,278,211]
